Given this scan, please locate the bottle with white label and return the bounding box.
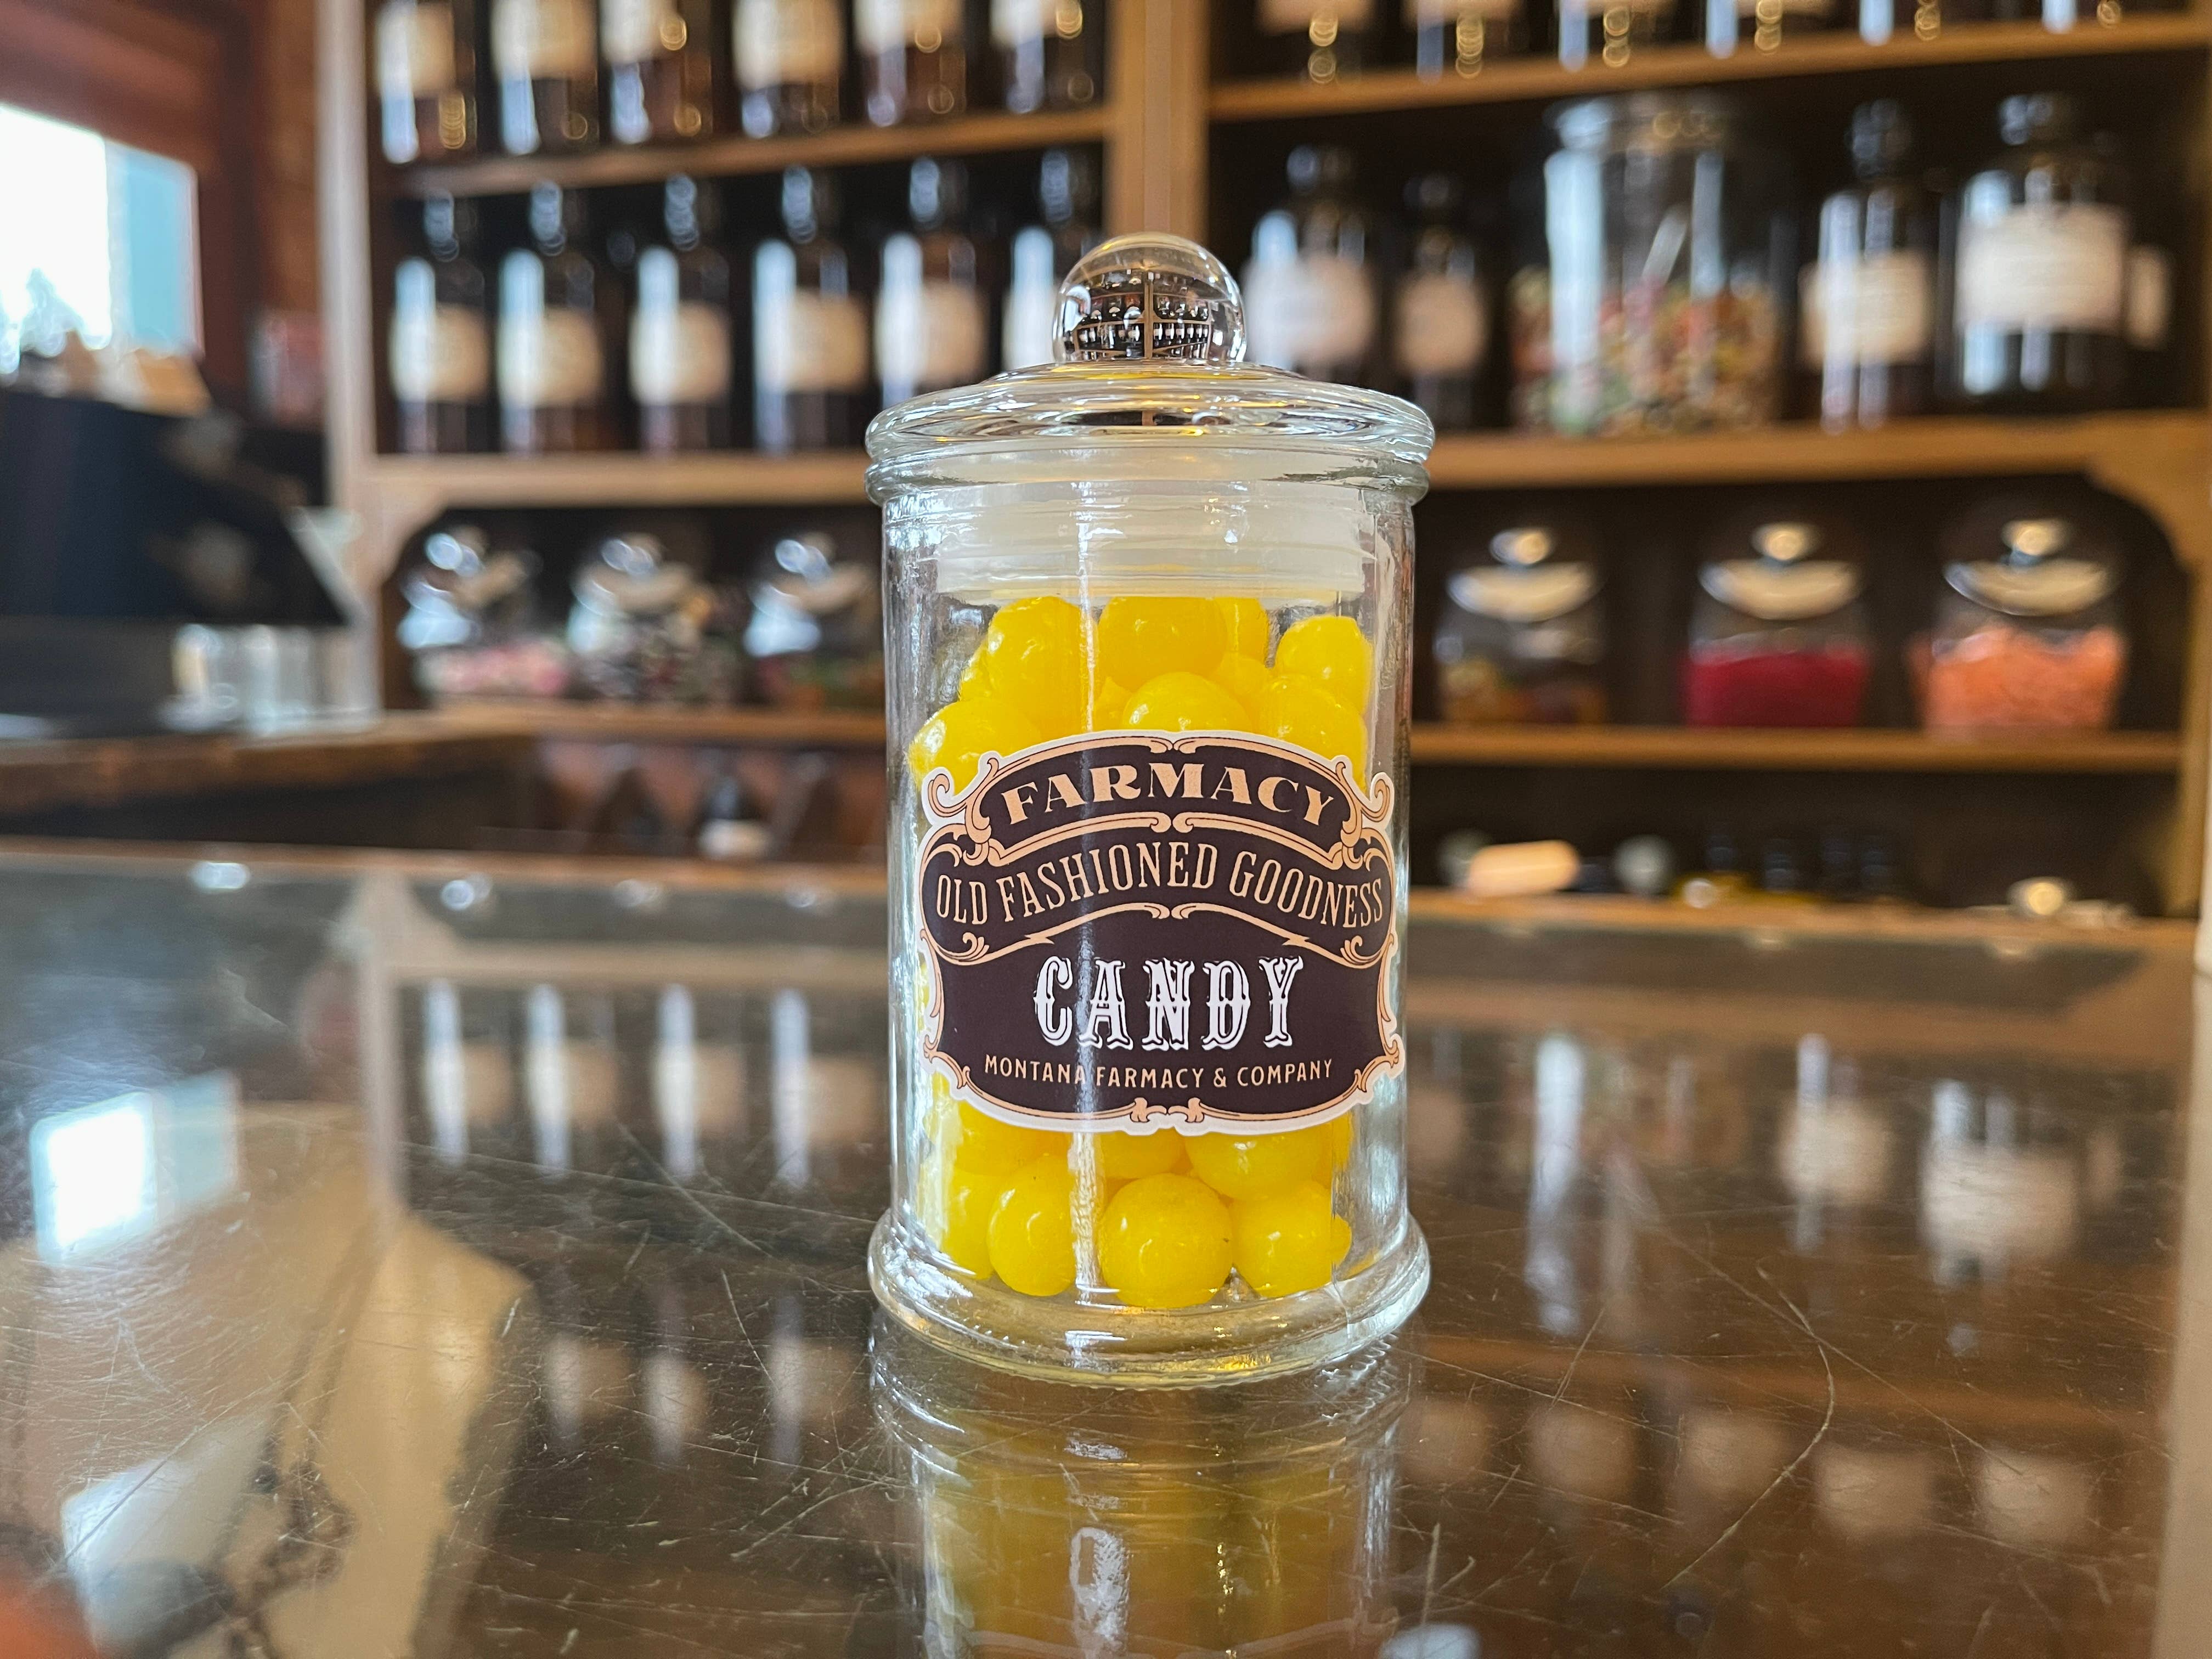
[604,0,716,145]
[876,157,989,406]
[1803,100,1937,431]
[1242,145,1380,387]
[1001,149,1101,373]
[632,176,732,453]
[755,167,872,452]
[1393,172,1486,430]
[997,0,1101,114]
[500,182,620,452]
[1556,0,1675,67]
[861,0,967,126]
[1251,0,1378,81]
[735,0,843,137]
[493,0,600,153]
[1950,93,2131,413]
[375,0,478,165]
[1408,0,1527,75]
[1703,0,1835,54]
[392,193,491,453]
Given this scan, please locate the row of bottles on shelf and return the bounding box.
[390,151,1096,453]
[376,0,1102,164]
[1441,825,1911,903]
[1248,95,2175,436]
[1431,489,2137,731]
[399,520,883,705]
[1240,0,2168,81]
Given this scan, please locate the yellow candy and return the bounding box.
[922,1153,1009,1277]
[1256,672,1367,772]
[1232,1180,1351,1299]
[1086,676,1131,731]
[989,1155,1078,1297]
[983,596,1091,738]
[957,644,990,699]
[1273,614,1373,710]
[1097,596,1226,687]
[1216,596,1271,659]
[1123,670,1248,733]
[1186,1128,1328,1201]
[908,695,1042,793]
[1099,1173,1234,1309]
[1209,652,1272,720]
[1089,1129,1187,1180]
[951,1101,1060,1176]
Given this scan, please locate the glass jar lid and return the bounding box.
[1946,516,2118,616]
[573,534,702,618]
[863,233,1434,503]
[1702,521,1861,620]
[1449,527,1601,622]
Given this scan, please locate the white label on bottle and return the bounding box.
[1394,270,1486,376]
[494,0,596,80]
[856,0,960,53]
[498,256,604,407]
[735,0,842,86]
[755,287,870,393]
[876,276,988,393]
[994,0,1080,46]
[391,266,490,402]
[1003,280,1058,373]
[1258,0,1376,30]
[1957,203,2127,333]
[1799,250,1932,367]
[1243,252,1376,374]
[603,0,676,63]
[2125,245,2171,350]
[631,285,732,407]
[1405,0,1516,19]
[377,2,459,97]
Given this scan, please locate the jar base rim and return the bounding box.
[867,1214,1431,1389]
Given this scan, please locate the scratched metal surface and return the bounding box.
[0,850,2199,1658]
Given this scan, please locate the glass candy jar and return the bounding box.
[1683,516,1871,727]
[1509,93,1786,437]
[566,532,744,704]
[1434,519,1607,725]
[1918,503,2127,733]
[867,234,1435,1383]
[743,529,887,709]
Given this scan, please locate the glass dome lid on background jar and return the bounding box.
[1435,514,1608,726]
[865,233,1434,1385]
[1684,515,1872,729]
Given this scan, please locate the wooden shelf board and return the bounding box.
[1409,724,2183,771]
[366,450,871,506]
[1210,16,2212,122]
[398,106,1114,198]
[428,703,889,747]
[1424,410,2208,488]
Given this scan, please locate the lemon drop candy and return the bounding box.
[1209,652,1272,722]
[1216,595,1271,659]
[989,1155,1079,1297]
[1255,672,1368,773]
[1187,1128,1328,1201]
[956,644,991,699]
[1233,1181,1352,1299]
[1086,676,1131,731]
[1124,670,1249,733]
[922,1154,1011,1278]
[1091,1129,1187,1180]
[1097,596,1227,687]
[907,696,1042,793]
[951,1100,1059,1175]
[1100,1173,1234,1309]
[982,595,1092,738]
[1274,614,1373,710]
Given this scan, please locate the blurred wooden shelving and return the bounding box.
[432,703,888,748]
[1408,724,2184,771]
[366,450,871,508]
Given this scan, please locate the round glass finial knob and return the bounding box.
[1054,233,1246,365]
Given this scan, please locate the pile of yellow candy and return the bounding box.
[908,594,1376,791]
[919,1079,1357,1308]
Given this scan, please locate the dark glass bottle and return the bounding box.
[1407,0,1528,76]
[633,177,732,454]
[1950,93,2131,413]
[604,0,717,144]
[392,193,492,453]
[754,168,872,453]
[493,0,600,153]
[498,182,621,453]
[995,0,1101,114]
[1704,0,1837,54]
[1394,172,1486,430]
[1240,145,1380,387]
[876,158,989,405]
[1002,149,1101,371]
[1556,0,1675,67]
[860,0,967,126]
[375,0,478,165]
[1251,0,1378,81]
[1806,100,1938,430]
[733,0,843,137]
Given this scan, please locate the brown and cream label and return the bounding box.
[917,732,1401,1132]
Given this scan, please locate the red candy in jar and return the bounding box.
[1684,518,1872,728]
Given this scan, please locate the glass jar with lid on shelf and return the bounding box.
[1509,93,1787,436]
[566,532,744,705]
[1242,145,1381,390]
[1683,515,1871,729]
[603,0,717,145]
[733,0,843,137]
[867,233,1433,1381]
[492,0,599,153]
[1434,516,1607,726]
[743,530,887,710]
[1915,495,2128,733]
[375,0,478,165]
[860,0,968,125]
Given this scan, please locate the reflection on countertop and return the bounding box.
[0,846,2199,1656]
